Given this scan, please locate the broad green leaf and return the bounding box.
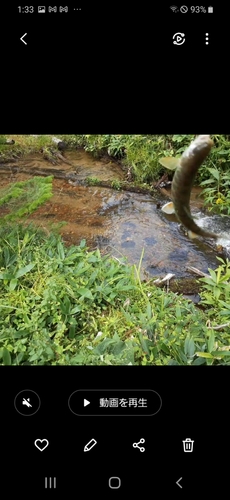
[200,277,217,286]
[208,331,215,353]
[57,242,65,260]
[95,338,115,354]
[146,302,152,320]
[208,268,217,283]
[74,265,91,277]
[112,341,126,355]
[80,239,86,248]
[13,329,29,338]
[77,288,94,300]
[216,149,230,155]
[160,343,170,355]
[200,179,216,186]
[15,262,36,278]
[218,300,230,309]
[65,252,84,261]
[213,288,221,300]
[88,270,99,284]
[70,306,81,314]
[211,351,230,357]
[3,347,11,365]
[45,347,54,357]
[15,353,24,363]
[29,353,39,362]
[60,300,70,314]
[69,325,77,338]
[195,352,213,358]
[71,354,86,363]
[206,167,220,181]
[87,255,99,263]
[176,306,181,318]
[9,278,18,291]
[192,357,206,365]
[184,338,195,357]
[139,335,150,355]
[0,272,14,280]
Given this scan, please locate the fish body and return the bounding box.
[160,135,218,240]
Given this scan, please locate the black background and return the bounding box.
[2,367,228,494]
[1,2,227,130]
[3,2,224,52]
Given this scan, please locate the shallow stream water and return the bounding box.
[1,148,230,279]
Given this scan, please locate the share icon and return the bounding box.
[132,438,145,452]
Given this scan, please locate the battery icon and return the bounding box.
[208,6,213,13]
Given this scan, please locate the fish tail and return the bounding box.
[170,135,218,240]
[182,215,218,239]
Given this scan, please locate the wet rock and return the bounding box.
[183,294,201,304]
[52,137,67,150]
[0,138,15,145]
[144,237,157,245]
[94,236,110,248]
[121,238,135,248]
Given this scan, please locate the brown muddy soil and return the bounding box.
[0,148,225,284]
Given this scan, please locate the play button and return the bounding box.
[68,390,162,416]
[84,399,90,407]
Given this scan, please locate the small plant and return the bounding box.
[86,177,100,186]
[1,135,230,366]
[1,224,230,366]
[0,176,53,223]
[111,179,121,190]
[199,257,230,311]
[200,165,230,214]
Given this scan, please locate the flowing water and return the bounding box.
[1,148,230,279]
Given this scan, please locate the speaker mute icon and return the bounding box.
[45,477,57,489]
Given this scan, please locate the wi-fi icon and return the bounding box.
[170,5,178,12]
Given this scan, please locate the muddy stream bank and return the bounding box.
[1,148,230,294]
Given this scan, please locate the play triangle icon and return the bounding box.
[84,399,90,407]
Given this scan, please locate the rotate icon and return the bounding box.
[172,32,185,45]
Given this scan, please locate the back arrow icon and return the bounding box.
[20,33,27,45]
[176,477,183,489]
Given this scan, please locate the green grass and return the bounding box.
[0,135,52,160]
[1,223,230,366]
[0,134,230,366]
[0,176,53,222]
[2,135,230,215]
[71,134,230,213]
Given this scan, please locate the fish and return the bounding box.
[160,135,219,240]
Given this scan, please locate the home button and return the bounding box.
[108,477,121,489]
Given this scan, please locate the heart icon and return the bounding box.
[34,439,49,451]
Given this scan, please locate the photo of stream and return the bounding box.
[1,134,230,366]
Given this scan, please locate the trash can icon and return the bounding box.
[182,438,194,452]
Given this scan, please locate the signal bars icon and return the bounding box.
[170,5,178,12]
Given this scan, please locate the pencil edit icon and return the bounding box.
[84,438,97,452]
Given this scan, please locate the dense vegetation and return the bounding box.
[0,224,230,366]
[0,135,230,365]
[1,134,230,213]
[0,176,53,222]
[75,134,230,214]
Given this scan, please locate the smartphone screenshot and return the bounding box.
[1,3,223,54]
[1,3,228,496]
